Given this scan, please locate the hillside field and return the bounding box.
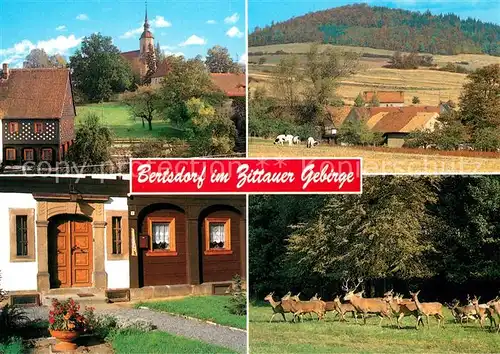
[249,304,500,353]
[76,102,184,139]
[248,138,500,174]
[248,43,500,106]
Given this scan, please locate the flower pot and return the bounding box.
[49,329,81,351]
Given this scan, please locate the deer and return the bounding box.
[311,293,337,319]
[263,292,297,323]
[333,295,359,323]
[289,293,326,322]
[486,297,500,333]
[383,293,423,329]
[446,299,476,324]
[342,278,392,326]
[409,290,445,329]
[471,295,496,330]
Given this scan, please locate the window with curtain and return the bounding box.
[209,222,226,249]
[152,222,170,250]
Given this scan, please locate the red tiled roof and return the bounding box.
[150,60,170,78]
[0,67,73,119]
[365,106,440,133]
[210,73,246,97]
[325,106,352,127]
[121,50,141,62]
[363,91,404,103]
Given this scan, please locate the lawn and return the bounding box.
[76,102,185,139]
[136,296,247,330]
[248,138,500,173]
[249,303,500,353]
[110,329,236,354]
[0,337,24,354]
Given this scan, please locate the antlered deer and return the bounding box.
[409,290,445,329]
[446,299,477,324]
[342,278,392,326]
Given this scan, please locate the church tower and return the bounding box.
[140,2,155,58]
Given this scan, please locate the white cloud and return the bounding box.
[206,20,217,24]
[179,35,206,46]
[152,16,171,28]
[239,52,247,65]
[0,35,82,68]
[224,13,239,24]
[164,50,184,57]
[56,25,66,31]
[120,26,143,39]
[226,26,243,38]
[76,14,89,21]
[160,45,177,50]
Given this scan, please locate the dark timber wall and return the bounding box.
[128,195,246,288]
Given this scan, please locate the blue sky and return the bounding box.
[249,0,500,30]
[0,0,246,68]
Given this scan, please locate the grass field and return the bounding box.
[249,43,500,106]
[248,138,500,173]
[249,304,500,353]
[76,102,185,139]
[110,329,236,354]
[136,296,246,330]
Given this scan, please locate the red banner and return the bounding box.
[130,158,362,194]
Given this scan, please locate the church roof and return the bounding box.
[140,30,154,39]
[121,50,141,61]
[0,67,74,119]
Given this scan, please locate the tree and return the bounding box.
[155,42,165,62]
[205,45,240,73]
[142,43,158,85]
[158,55,224,127]
[67,113,113,166]
[354,93,365,107]
[69,33,135,102]
[339,118,381,146]
[23,48,68,68]
[122,86,160,131]
[258,57,267,65]
[370,93,380,107]
[273,55,302,109]
[472,127,500,151]
[185,98,236,156]
[412,96,421,104]
[459,64,500,130]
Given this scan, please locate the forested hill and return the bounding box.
[249,4,500,56]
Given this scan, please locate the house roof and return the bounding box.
[363,91,405,103]
[369,106,440,133]
[325,106,352,127]
[210,73,246,97]
[121,50,141,62]
[0,67,73,119]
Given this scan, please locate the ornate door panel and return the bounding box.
[51,218,93,288]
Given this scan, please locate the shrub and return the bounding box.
[0,306,29,339]
[0,337,24,354]
[0,271,7,302]
[412,96,421,104]
[225,274,247,316]
[473,127,500,151]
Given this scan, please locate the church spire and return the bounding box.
[144,0,150,30]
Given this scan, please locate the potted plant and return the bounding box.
[48,298,94,351]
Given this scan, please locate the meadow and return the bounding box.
[76,102,185,139]
[248,42,500,106]
[248,138,500,174]
[249,303,500,353]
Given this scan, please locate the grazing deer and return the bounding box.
[446,298,477,324]
[383,293,423,329]
[486,297,500,333]
[342,278,392,326]
[409,290,445,329]
[333,295,358,323]
[264,292,296,323]
[289,293,326,322]
[472,296,496,330]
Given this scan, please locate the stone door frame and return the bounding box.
[34,196,108,292]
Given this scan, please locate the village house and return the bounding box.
[346,106,441,147]
[0,176,246,304]
[363,90,405,107]
[0,64,75,167]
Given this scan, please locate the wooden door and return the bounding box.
[52,218,93,288]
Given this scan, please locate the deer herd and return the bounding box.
[264,278,500,332]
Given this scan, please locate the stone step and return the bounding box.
[41,291,107,307]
